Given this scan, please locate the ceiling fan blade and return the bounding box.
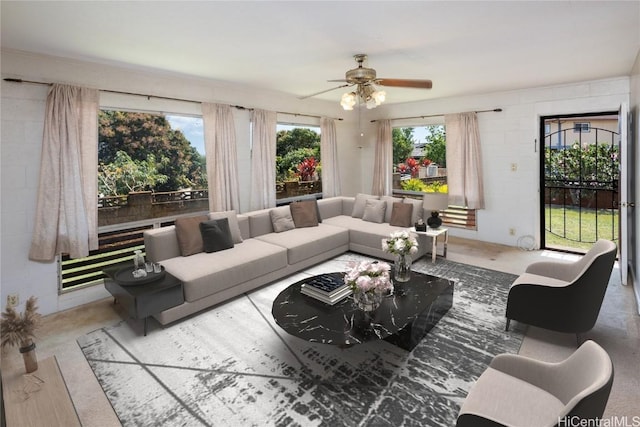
[298,84,352,99]
[376,78,433,89]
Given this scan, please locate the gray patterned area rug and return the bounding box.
[77,253,525,427]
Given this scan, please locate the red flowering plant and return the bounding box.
[420,157,432,167]
[296,157,318,181]
[396,158,421,177]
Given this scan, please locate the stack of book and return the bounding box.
[300,274,352,305]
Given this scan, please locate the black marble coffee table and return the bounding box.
[272,270,453,351]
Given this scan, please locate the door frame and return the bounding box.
[539,110,620,253]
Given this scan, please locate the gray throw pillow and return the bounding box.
[199,218,234,253]
[381,195,402,223]
[362,199,386,223]
[269,206,295,232]
[403,197,424,225]
[352,193,379,218]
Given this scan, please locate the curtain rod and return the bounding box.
[3,78,343,121]
[370,108,502,123]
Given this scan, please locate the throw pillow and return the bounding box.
[270,206,295,233]
[208,210,243,244]
[381,195,402,223]
[199,218,234,253]
[362,199,386,223]
[352,193,379,218]
[290,200,319,228]
[389,202,413,227]
[175,214,208,256]
[403,197,424,225]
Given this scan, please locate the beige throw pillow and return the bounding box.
[208,210,243,244]
[403,197,424,225]
[362,199,386,223]
[270,206,296,232]
[381,195,402,223]
[175,214,209,256]
[351,193,379,218]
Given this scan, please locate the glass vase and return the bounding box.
[395,254,412,282]
[353,289,383,312]
[19,339,38,373]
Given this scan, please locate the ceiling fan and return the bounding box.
[301,54,433,110]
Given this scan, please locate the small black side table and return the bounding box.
[103,264,184,336]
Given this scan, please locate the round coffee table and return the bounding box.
[272,270,453,351]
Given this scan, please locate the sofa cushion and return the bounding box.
[255,223,349,265]
[208,210,243,244]
[381,195,402,223]
[290,200,319,228]
[403,197,424,225]
[269,206,295,233]
[389,202,413,227]
[323,215,405,250]
[352,193,379,218]
[175,215,208,256]
[362,199,386,223]
[161,239,288,302]
[199,218,234,253]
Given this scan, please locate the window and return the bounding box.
[60,110,206,291]
[392,125,476,230]
[276,124,322,203]
[392,125,447,194]
[573,122,591,133]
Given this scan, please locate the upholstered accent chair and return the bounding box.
[505,239,617,334]
[456,340,614,427]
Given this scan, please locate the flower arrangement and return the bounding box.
[344,260,393,295]
[382,230,419,256]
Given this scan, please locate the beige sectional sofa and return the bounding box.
[144,194,441,325]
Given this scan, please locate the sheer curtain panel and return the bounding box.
[29,84,99,261]
[202,103,240,212]
[372,119,393,196]
[250,109,277,210]
[320,117,341,197]
[444,112,485,209]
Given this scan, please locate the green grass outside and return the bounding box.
[545,206,618,252]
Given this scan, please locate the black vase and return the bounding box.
[427,211,442,229]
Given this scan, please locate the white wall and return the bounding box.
[366,78,630,247]
[0,48,632,316]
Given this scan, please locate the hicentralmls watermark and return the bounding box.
[558,416,640,427]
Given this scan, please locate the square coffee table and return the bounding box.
[272,270,453,351]
[103,264,184,336]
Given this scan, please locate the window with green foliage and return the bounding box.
[61,110,207,292]
[392,125,447,194]
[276,124,322,201]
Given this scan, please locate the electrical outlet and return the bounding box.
[511,163,518,172]
[7,293,19,308]
[509,228,516,236]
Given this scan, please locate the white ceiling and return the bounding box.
[2,1,639,105]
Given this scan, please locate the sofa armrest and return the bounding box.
[144,226,181,262]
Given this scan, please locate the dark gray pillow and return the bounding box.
[199,218,234,253]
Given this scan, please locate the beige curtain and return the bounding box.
[29,84,99,261]
[249,109,277,210]
[445,112,485,209]
[320,117,341,197]
[202,103,240,212]
[372,119,392,196]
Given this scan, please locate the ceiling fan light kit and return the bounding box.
[307,54,432,111]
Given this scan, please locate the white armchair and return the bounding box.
[456,340,614,427]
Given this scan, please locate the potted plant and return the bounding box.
[1,296,41,373]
